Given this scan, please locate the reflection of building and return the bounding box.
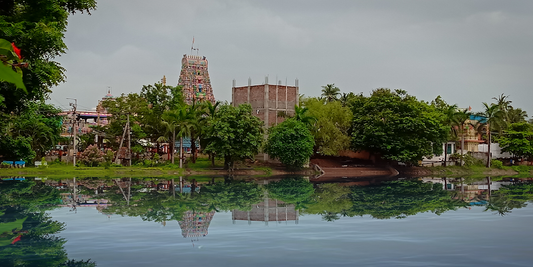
[232,194,299,225]
[178,54,215,104]
[178,211,215,238]
[232,77,299,127]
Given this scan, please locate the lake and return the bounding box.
[1,176,533,266]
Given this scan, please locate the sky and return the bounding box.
[49,0,533,116]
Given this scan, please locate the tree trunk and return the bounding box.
[211,153,215,167]
[190,135,197,163]
[171,129,175,164]
[179,136,183,168]
[461,123,465,166]
[444,143,447,167]
[487,127,491,168]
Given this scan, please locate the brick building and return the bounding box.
[232,77,299,127]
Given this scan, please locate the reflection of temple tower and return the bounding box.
[178,211,215,238]
[178,54,215,104]
[231,192,299,225]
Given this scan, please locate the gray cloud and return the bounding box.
[50,0,533,116]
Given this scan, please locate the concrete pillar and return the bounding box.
[232,79,236,106]
[295,79,299,107]
[264,77,269,161]
[247,77,251,104]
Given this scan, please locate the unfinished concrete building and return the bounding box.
[232,77,299,127]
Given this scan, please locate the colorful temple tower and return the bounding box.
[178,210,216,238]
[177,54,215,104]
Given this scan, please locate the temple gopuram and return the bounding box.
[177,54,215,104]
[178,210,215,239]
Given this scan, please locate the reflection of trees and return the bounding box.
[199,179,263,211]
[347,180,467,219]
[102,178,264,221]
[0,180,96,266]
[303,184,351,221]
[485,182,533,216]
[265,177,314,209]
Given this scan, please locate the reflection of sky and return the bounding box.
[49,206,533,266]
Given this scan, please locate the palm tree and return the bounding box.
[441,104,459,166]
[293,105,317,127]
[506,107,528,124]
[201,101,221,167]
[452,109,472,166]
[478,102,504,167]
[321,84,340,102]
[162,106,190,166]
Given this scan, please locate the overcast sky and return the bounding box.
[49,0,533,116]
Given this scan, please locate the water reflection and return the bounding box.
[2,175,533,265]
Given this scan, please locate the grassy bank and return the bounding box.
[423,165,533,178]
[0,157,278,179]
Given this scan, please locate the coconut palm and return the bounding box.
[452,109,472,166]
[477,102,504,167]
[321,84,340,102]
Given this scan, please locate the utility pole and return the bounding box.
[67,98,77,166]
[127,114,131,166]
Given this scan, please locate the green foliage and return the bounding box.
[499,122,533,159]
[303,183,352,221]
[321,84,340,102]
[265,177,314,208]
[0,135,35,162]
[0,0,96,112]
[204,104,264,170]
[304,98,352,155]
[350,89,449,164]
[266,119,314,168]
[200,180,263,211]
[0,101,61,161]
[0,38,26,93]
[491,159,503,169]
[485,182,533,216]
[348,180,466,219]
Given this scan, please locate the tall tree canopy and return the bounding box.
[204,103,264,170]
[265,118,314,168]
[350,89,449,164]
[304,97,352,156]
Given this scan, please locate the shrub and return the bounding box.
[491,159,503,169]
[78,145,105,167]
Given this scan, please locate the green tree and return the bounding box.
[477,102,504,167]
[304,98,352,155]
[499,122,533,160]
[265,118,314,168]
[0,0,96,113]
[320,84,340,102]
[350,89,449,164]
[204,103,264,170]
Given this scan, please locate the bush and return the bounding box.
[491,159,503,169]
[78,145,105,167]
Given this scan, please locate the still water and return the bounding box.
[2,176,533,266]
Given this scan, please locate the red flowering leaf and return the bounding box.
[11,42,21,59]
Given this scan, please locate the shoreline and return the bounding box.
[1,164,530,179]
